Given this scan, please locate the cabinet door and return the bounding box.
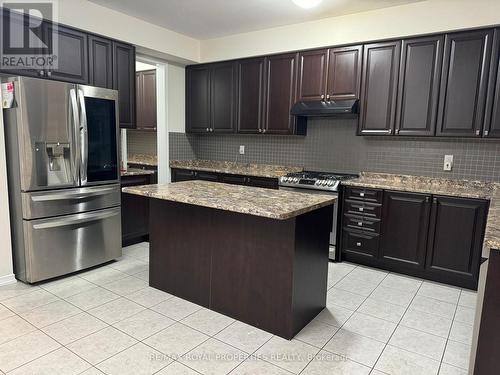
[264,53,298,134]
[327,45,362,100]
[483,28,500,138]
[379,191,431,270]
[140,70,157,130]
[297,49,328,101]
[88,35,113,89]
[395,36,443,136]
[135,72,142,126]
[113,42,136,129]
[45,23,88,84]
[211,62,236,133]
[437,30,493,137]
[186,65,211,133]
[236,58,265,134]
[121,175,151,246]
[171,169,196,182]
[426,196,487,289]
[359,41,401,135]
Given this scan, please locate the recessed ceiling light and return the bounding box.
[292,0,323,9]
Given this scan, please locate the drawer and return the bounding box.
[221,174,247,186]
[344,199,382,218]
[172,169,196,182]
[195,171,220,182]
[342,229,380,258]
[246,176,279,190]
[345,187,382,203]
[344,214,381,233]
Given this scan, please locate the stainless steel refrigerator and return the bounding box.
[2,76,122,283]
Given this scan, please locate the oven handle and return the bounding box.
[279,186,339,197]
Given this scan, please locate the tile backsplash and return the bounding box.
[169,118,500,182]
[127,130,157,156]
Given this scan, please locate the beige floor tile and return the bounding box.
[348,267,388,284]
[215,321,272,354]
[102,276,148,296]
[418,282,461,304]
[0,304,15,321]
[151,297,203,321]
[66,326,137,365]
[324,329,385,367]
[109,258,148,276]
[181,338,247,375]
[42,312,108,345]
[454,306,475,325]
[88,297,145,325]
[315,304,354,327]
[400,309,453,338]
[0,315,36,345]
[20,300,81,328]
[442,340,471,370]
[114,309,175,340]
[357,298,406,323]
[134,271,149,282]
[97,342,171,375]
[65,286,120,311]
[343,312,397,343]
[380,274,422,294]
[230,358,291,374]
[123,246,149,259]
[1,289,59,314]
[327,262,355,288]
[439,363,468,375]
[0,330,61,372]
[389,326,446,360]
[181,308,234,336]
[326,288,366,311]
[79,367,106,375]
[40,277,95,299]
[254,336,319,374]
[0,282,38,302]
[126,286,173,308]
[409,295,457,320]
[375,345,440,375]
[144,322,209,358]
[370,285,415,308]
[295,318,339,348]
[80,267,129,286]
[301,350,371,375]
[155,361,200,374]
[9,347,91,375]
[458,290,477,309]
[335,275,378,297]
[448,321,473,345]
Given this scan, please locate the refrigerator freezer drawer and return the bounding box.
[22,184,121,220]
[21,207,122,283]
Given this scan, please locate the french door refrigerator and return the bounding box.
[2,76,122,283]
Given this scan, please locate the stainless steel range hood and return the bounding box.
[290,99,359,117]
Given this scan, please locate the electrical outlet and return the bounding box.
[443,155,453,171]
[239,145,245,155]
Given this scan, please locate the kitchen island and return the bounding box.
[123,180,335,339]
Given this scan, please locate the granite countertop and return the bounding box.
[121,168,156,177]
[170,159,303,179]
[128,154,158,166]
[122,180,336,220]
[343,172,500,252]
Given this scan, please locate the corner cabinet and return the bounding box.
[358,41,401,135]
[483,28,500,138]
[436,29,493,137]
[113,42,136,129]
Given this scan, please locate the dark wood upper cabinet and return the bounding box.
[45,23,88,84]
[236,58,266,134]
[426,196,488,289]
[112,42,136,129]
[359,41,401,135]
[136,69,156,130]
[264,53,298,135]
[436,29,493,137]
[88,35,113,89]
[186,65,211,133]
[395,36,443,136]
[297,49,328,101]
[210,62,236,133]
[379,191,431,270]
[483,28,500,138]
[327,45,362,100]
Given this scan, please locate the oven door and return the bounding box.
[77,85,120,186]
[279,186,338,259]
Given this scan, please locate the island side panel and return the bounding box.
[291,204,332,336]
[209,211,297,339]
[149,199,212,307]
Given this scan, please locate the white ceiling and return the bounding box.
[88,0,424,40]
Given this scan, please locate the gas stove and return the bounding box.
[279,171,359,192]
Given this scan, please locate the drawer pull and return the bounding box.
[360,192,365,197]
[358,222,363,226]
[356,242,362,247]
[359,207,364,212]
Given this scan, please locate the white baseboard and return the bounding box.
[0,273,16,286]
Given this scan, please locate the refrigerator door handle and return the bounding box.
[69,88,80,185]
[78,89,88,185]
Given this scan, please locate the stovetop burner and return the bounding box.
[279,170,359,192]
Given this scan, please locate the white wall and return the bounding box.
[200,0,500,62]
[167,64,186,133]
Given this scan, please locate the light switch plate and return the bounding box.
[444,155,453,171]
[239,145,245,155]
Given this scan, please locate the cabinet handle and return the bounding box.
[39,70,45,76]
[484,130,489,136]
[359,207,364,212]
[326,94,330,101]
[395,129,400,134]
[433,197,437,203]
[425,196,430,203]
[206,128,210,132]
[321,94,325,101]
[262,129,266,133]
[475,130,480,136]
[210,128,214,132]
[356,242,362,247]
[387,129,393,134]
[47,71,52,77]
[360,192,365,197]
[357,222,363,226]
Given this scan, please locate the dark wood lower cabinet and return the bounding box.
[171,168,278,189]
[341,187,488,289]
